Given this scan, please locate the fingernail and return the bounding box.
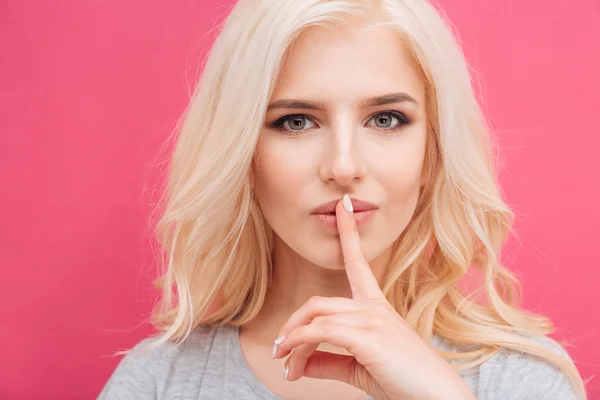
[274,335,286,345]
[343,194,353,213]
[272,335,285,359]
[283,365,290,380]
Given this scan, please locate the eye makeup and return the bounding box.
[268,110,412,135]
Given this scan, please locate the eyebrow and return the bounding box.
[266,92,420,111]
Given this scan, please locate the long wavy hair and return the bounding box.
[122,0,588,398]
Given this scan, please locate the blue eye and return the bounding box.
[269,111,411,134]
[367,111,411,131]
[271,115,317,133]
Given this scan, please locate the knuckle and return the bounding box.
[306,317,334,339]
[319,320,336,338]
[308,295,324,308]
[369,316,385,331]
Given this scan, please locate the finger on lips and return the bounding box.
[336,194,385,301]
[273,194,386,380]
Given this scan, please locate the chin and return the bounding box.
[305,247,346,270]
[318,263,346,271]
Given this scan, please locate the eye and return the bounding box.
[366,111,411,131]
[271,114,317,133]
[269,111,411,134]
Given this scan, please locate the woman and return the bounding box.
[99,0,588,399]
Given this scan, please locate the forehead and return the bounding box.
[272,25,425,105]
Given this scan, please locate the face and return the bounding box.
[254,25,428,271]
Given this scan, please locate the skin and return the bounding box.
[243,24,475,399]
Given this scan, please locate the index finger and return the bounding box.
[336,194,384,301]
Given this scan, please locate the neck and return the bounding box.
[240,234,393,344]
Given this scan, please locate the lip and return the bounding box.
[311,198,378,214]
[313,209,377,229]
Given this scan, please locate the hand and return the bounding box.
[272,194,476,400]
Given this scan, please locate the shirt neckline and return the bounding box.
[226,324,281,400]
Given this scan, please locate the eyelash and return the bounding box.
[270,111,411,134]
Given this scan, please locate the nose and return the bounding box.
[318,124,367,187]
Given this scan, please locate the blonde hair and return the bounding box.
[124,0,589,398]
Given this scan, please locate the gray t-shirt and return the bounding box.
[97,323,580,399]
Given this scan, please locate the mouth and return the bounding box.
[312,208,377,229]
[311,197,378,215]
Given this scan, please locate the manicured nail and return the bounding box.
[274,335,286,345]
[343,194,353,213]
[272,335,285,359]
[283,365,290,380]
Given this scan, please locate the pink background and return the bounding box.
[1,1,598,399]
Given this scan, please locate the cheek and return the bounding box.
[387,172,422,232]
[370,136,426,197]
[381,159,423,203]
[253,141,310,223]
[369,139,426,228]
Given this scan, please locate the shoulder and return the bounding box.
[98,324,224,399]
[477,334,581,400]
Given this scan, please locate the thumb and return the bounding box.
[303,350,380,396]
